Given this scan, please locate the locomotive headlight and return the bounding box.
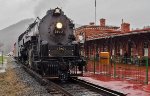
[56,22,63,29]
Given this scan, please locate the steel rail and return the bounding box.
[71,78,127,96]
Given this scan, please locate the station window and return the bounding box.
[143,42,148,56]
[144,42,148,48]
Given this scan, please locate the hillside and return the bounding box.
[0,18,82,54]
[0,18,34,54]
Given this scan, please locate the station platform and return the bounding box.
[79,73,150,96]
[79,60,150,96]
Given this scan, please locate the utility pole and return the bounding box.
[95,0,97,25]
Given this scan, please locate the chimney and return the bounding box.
[89,22,95,25]
[121,23,130,32]
[100,18,105,27]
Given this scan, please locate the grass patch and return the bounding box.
[0,56,4,64]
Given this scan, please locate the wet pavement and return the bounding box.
[79,74,150,96]
[79,60,150,96]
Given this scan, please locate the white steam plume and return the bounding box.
[34,0,68,18]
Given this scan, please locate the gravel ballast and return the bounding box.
[0,57,51,96]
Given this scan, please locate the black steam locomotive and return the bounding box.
[14,8,86,80]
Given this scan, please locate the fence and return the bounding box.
[86,56,149,84]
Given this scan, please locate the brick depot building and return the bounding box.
[75,19,150,64]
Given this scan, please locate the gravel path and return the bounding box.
[0,57,51,96]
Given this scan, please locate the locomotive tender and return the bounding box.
[14,7,86,80]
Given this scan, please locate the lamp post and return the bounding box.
[141,33,150,85]
[93,43,96,74]
[145,56,148,84]
[2,51,3,65]
[111,37,116,78]
[144,42,149,84]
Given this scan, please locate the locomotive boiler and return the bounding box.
[15,7,86,80]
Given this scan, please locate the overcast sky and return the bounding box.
[0,0,149,30]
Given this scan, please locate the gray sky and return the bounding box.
[0,0,149,30]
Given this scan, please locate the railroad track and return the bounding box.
[21,63,73,96]
[54,78,126,96]
[17,61,126,96]
[70,78,126,96]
